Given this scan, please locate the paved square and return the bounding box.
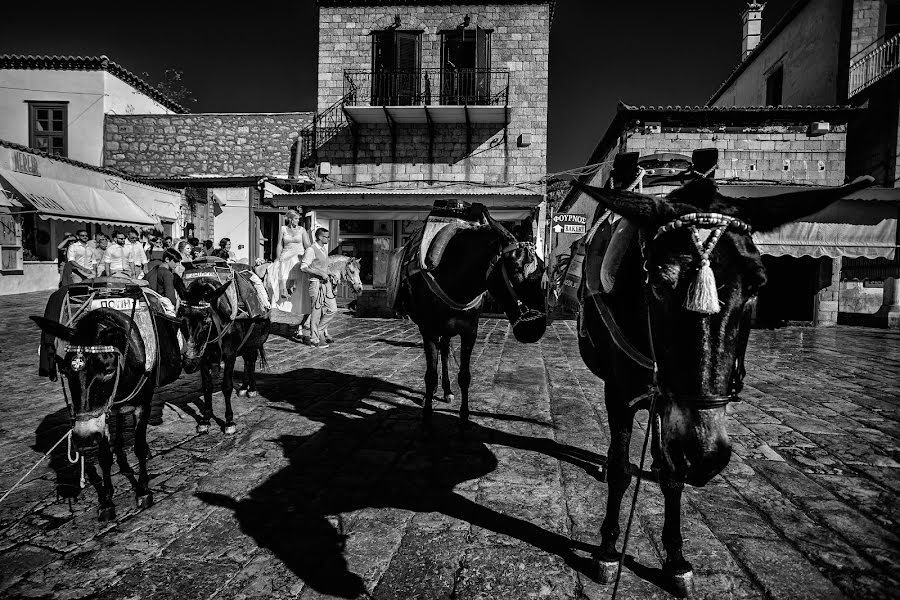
[0,290,898,599]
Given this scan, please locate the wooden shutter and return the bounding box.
[475,28,491,103]
[396,31,421,105]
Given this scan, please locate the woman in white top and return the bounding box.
[266,210,312,336]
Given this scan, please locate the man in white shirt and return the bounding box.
[300,228,335,347]
[65,230,94,283]
[103,231,133,277]
[126,228,148,278]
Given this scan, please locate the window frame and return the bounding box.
[439,27,493,105]
[27,101,68,157]
[765,65,784,107]
[370,29,423,105]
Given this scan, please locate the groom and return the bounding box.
[300,227,336,348]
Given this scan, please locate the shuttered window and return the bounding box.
[371,30,422,105]
[28,102,68,157]
[440,28,492,105]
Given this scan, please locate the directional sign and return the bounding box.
[552,213,587,235]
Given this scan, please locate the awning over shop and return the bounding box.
[719,184,900,260]
[0,168,156,227]
[315,208,531,221]
[272,186,544,218]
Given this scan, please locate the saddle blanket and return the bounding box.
[183,263,267,320]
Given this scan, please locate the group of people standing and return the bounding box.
[58,210,341,349]
[268,209,337,348]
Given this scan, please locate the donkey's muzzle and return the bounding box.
[660,403,732,487]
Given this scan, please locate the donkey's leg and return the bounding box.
[197,358,214,434]
[97,434,116,521]
[240,349,259,398]
[660,473,694,597]
[594,389,634,582]
[457,329,477,430]
[222,350,238,435]
[439,336,455,403]
[421,333,439,431]
[133,402,154,509]
[113,411,134,477]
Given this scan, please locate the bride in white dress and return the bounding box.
[266,209,312,338]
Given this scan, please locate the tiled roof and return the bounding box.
[0,139,181,192]
[0,54,186,113]
[706,0,813,106]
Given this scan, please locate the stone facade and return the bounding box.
[314,2,550,188]
[850,0,885,59]
[103,113,314,178]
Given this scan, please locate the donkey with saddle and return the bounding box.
[180,256,271,435]
[32,277,183,520]
[388,200,548,431]
[566,159,874,595]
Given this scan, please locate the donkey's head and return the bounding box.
[574,175,873,486]
[484,214,547,344]
[178,280,233,373]
[31,309,146,448]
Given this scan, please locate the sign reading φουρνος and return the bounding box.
[552,213,587,235]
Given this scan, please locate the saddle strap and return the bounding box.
[584,292,654,371]
[421,272,484,311]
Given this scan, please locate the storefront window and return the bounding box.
[340,220,375,235]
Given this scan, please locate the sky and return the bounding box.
[2,0,794,174]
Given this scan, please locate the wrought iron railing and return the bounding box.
[299,90,355,166]
[343,68,510,107]
[849,31,900,98]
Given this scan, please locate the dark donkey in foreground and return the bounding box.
[572,175,874,595]
[31,288,182,520]
[397,203,548,429]
[180,268,271,435]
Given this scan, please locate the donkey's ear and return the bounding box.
[732,175,875,233]
[30,316,77,341]
[571,181,677,224]
[202,280,232,304]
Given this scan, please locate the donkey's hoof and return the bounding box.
[671,570,695,598]
[196,423,210,435]
[592,558,618,584]
[224,424,237,435]
[236,389,248,397]
[136,493,154,509]
[98,506,116,522]
[247,390,258,398]
[443,392,455,403]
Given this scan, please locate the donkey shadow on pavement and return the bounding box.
[197,367,608,598]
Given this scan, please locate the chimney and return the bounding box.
[741,3,765,58]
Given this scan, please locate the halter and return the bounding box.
[61,344,149,421]
[488,240,546,328]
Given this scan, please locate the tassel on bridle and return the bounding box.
[685,226,725,314]
[654,212,752,315]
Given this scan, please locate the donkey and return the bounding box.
[31,302,182,520]
[396,204,547,430]
[571,175,873,595]
[180,277,271,435]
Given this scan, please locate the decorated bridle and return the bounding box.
[488,239,546,329]
[60,344,148,421]
[646,211,755,409]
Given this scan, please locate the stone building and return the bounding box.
[557,104,897,327]
[272,0,553,309]
[706,0,900,327]
[103,112,314,262]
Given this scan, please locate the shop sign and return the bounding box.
[91,298,135,311]
[552,213,587,235]
[11,152,41,177]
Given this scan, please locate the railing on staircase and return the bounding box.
[298,87,357,166]
[849,32,900,98]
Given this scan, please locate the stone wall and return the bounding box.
[850,0,886,58]
[103,113,314,177]
[316,3,550,188]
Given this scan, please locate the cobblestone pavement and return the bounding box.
[0,290,898,600]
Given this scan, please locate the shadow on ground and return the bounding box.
[197,367,607,598]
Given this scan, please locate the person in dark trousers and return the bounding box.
[144,248,183,317]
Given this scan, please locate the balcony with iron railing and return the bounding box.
[298,68,511,165]
[849,31,900,98]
